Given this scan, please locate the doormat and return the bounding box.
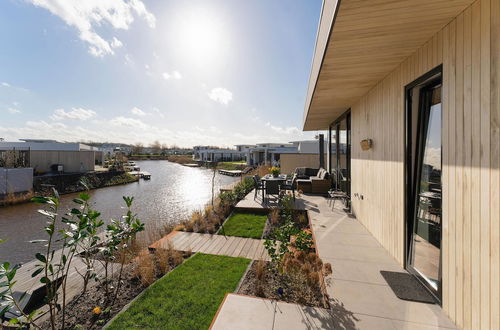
[380,271,436,304]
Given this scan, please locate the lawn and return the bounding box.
[220,212,267,239]
[108,253,250,330]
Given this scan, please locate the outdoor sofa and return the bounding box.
[294,167,331,194]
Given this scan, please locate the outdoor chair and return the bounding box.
[280,173,297,200]
[1,275,65,322]
[253,175,265,200]
[328,189,348,210]
[264,180,281,205]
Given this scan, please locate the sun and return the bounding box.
[170,6,228,67]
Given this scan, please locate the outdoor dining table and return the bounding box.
[260,174,287,200]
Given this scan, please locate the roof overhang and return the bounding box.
[303,0,475,131]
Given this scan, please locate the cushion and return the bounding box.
[305,168,319,177]
[295,167,306,176]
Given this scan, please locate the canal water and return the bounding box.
[0,161,239,265]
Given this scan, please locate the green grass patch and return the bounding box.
[220,212,267,239]
[107,253,250,330]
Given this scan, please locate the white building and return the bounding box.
[0,139,99,151]
[0,139,103,173]
[244,140,328,166]
[192,146,245,162]
[245,143,297,166]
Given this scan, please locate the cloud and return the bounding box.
[130,107,146,116]
[124,53,134,65]
[152,107,164,118]
[7,108,21,114]
[110,116,147,129]
[28,0,155,57]
[265,122,302,135]
[50,108,96,121]
[162,71,182,80]
[1,82,11,87]
[208,87,232,105]
[110,37,123,48]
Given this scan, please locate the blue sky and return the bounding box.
[0,0,322,147]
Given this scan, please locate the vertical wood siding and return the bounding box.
[349,0,499,328]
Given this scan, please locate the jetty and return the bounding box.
[218,169,242,176]
[183,163,200,168]
[129,171,151,179]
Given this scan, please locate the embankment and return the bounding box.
[33,171,138,196]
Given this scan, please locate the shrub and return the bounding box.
[134,250,155,286]
[269,208,281,225]
[255,260,266,281]
[173,224,185,232]
[154,241,184,276]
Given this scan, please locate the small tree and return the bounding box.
[211,161,218,206]
[97,197,144,306]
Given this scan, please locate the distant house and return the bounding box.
[0,139,103,174]
[192,146,244,162]
[244,143,297,166]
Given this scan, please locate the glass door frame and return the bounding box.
[328,109,351,210]
[404,65,443,303]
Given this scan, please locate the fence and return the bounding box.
[0,149,30,168]
[0,168,33,195]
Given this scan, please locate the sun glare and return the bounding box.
[171,6,228,67]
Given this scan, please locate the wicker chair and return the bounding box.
[264,180,281,204]
[253,175,265,200]
[280,173,297,200]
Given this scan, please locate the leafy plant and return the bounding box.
[98,196,145,306]
[270,167,280,176]
[0,262,39,328]
[293,230,314,252]
[73,188,105,295]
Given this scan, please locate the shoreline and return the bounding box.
[0,171,138,207]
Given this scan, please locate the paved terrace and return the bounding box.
[211,192,457,329]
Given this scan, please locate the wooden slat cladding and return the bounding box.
[349,0,499,328]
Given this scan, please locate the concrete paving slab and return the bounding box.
[211,294,274,330]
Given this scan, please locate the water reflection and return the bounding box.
[0,161,238,264]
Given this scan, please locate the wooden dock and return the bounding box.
[218,169,243,176]
[183,163,200,168]
[149,231,270,261]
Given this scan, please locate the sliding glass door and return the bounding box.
[328,111,351,209]
[406,67,442,301]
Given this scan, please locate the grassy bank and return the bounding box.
[221,212,267,239]
[108,253,250,329]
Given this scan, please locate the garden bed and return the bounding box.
[237,195,331,308]
[219,211,267,238]
[262,208,310,239]
[107,253,250,330]
[238,259,328,308]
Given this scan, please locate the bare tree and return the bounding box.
[132,142,144,155]
[150,140,161,154]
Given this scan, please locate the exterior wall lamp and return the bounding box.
[360,139,373,151]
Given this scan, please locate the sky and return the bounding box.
[0,0,323,148]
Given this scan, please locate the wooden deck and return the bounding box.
[149,231,270,261]
[234,190,310,211]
